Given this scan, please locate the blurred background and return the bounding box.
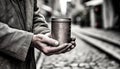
[35,0,120,69]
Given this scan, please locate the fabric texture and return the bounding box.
[0,0,50,69]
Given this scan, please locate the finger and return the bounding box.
[37,42,69,55]
[62,45,76,53]
[45,33,52,38]
[46,43,69,54]
[37,34,59,46]
[63,44,76,52]
[66,48,71,52]
[43,37,59,46]
[56,43,72,54]
[56,39,76,54]
[70,37,76,41]
[71,41,76,46]
[35,41,47,50]
[36,41,54,55]
[70,45,76,49]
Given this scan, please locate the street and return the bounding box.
[38,25,120,69]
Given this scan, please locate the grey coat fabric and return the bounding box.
[0,0,49,69]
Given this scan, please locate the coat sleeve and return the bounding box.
[0,23,33,61]
[33,0,50,34]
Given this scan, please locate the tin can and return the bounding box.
[51,18,71,45]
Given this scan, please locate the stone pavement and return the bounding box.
[40,35,120,69]
[36,25,120,69]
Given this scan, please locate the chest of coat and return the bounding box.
[0,0,34,31]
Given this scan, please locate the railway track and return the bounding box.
[73,31,120,62]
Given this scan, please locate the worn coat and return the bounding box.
[0,0,49,69]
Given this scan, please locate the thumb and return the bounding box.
[37,34,59,46]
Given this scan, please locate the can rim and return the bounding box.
[51,18,71,22]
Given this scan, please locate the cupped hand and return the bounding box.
[32,34,76,56]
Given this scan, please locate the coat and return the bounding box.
[0,0,50,69]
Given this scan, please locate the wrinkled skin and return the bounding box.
[32,33,76,56]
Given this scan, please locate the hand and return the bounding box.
[32,34,76,56]
[45,33,76,53]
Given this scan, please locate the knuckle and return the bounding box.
[42,47,49,54]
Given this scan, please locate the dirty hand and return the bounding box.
[32,34,76,55]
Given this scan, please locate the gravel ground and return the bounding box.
[41,36,120,69]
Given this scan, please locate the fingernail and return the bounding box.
[65,43,68,46]
[71,45,75,48]
[69,43,72,46]
[71,41,75,44]
[55,41,59,45]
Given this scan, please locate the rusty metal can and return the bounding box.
[51,18,71,45]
